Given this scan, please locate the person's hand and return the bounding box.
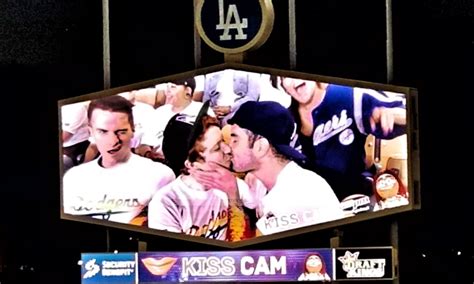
[142,150,165,162]
[189,161,238,199]
[370,107,406,136]
[212,106,231,119]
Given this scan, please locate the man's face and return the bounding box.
[89,109,133,165]
[165,83,188,104]
[280,77,316,105]
[229,124,258,172]
[199,126,232,171]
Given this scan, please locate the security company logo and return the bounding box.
[83,259,100,279]
[81,253,137,283]
[337,251,386,278]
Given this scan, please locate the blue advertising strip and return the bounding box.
[138,249,333,283]
[334,247,394,281]
[81,253,137,284]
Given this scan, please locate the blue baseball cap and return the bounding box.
[228,101,306,162]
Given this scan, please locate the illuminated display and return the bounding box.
[60,63,420,247]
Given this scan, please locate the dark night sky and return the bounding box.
[0,1,473,283]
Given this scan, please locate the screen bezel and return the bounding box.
[58,63,420,248]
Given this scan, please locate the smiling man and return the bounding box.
[62,96,175,224]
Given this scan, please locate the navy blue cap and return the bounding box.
[228,101,306,162]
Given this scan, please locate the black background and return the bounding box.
[0,1,472,283]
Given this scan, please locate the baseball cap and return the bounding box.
[228,101,306,162]
[162,101,210,175]
[169,77,196,95]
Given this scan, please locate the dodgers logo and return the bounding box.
[216,0,248,41]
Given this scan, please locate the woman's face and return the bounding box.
[306,254,323,273]
[280,77,316,105]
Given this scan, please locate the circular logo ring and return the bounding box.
[195,0,274,54]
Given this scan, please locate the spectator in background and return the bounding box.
[135,77,214,162]
[61,101,90,172]
[62,96,175,225]
[193,69,260,125]
[279,77,406,201]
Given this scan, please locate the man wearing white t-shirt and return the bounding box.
[227,101,344,235]
[62,96,175,225]
[136,77,214,162]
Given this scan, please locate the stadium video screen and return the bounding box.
[59,63,420,247]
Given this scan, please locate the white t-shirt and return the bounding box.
[140,101,213,154]
[148,176,256,241]
[61,102,90,147]
[256,161,344,235]
[62,153,175,224]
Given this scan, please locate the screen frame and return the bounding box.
[58,63,421,248]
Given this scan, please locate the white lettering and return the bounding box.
[240,256,287,276]
[313,110,353,146]
[101,268,134,276]
[216,0,248,41]
[240,256,254,276]
[101,261,135,269]
[182,256,236,277]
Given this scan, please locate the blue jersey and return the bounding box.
[304,84,406,199]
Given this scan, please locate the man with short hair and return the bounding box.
[148,115,258,241]
[62,96,175,225]
[227,101,344,235]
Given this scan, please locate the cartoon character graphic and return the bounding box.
[298,253,331,281]
[372,169,409,211]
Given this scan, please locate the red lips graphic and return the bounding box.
[141,257,178,276]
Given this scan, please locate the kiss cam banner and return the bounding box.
[138,249,334,282]
[80,247,395,283]
[81,252,137,284]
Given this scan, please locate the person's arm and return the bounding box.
[62,131,73,143]
[356,87,406,139]
[134,144,152,155]
[369,107,406,136]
